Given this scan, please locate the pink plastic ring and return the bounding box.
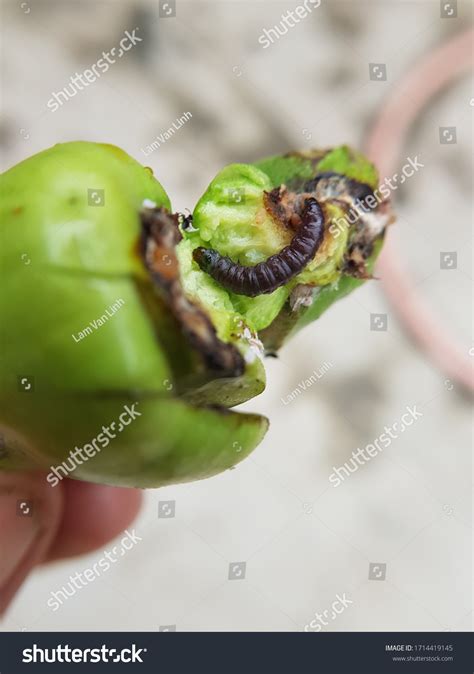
[366,29,474,392]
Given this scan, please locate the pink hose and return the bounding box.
[365,28,474,392]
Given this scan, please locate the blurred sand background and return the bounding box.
[1,0,472,631]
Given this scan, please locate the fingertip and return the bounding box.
[45,480,143,562]
[0,472,63,616]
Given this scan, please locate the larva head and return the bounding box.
[192,246,218,272]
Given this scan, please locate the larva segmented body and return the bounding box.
[193,197,325,297]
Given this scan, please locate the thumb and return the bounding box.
[0,472,63,616]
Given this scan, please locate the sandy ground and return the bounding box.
[1,0,472,631]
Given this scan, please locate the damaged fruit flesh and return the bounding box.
[0,142,392,488]
[180,145,393,343]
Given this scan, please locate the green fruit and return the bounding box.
[0,141,391,488]
[0,142,266,487]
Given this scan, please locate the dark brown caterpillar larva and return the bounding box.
[193,197,325,297]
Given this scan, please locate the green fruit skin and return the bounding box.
[0,393,267,488]
[0,142,267,487]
